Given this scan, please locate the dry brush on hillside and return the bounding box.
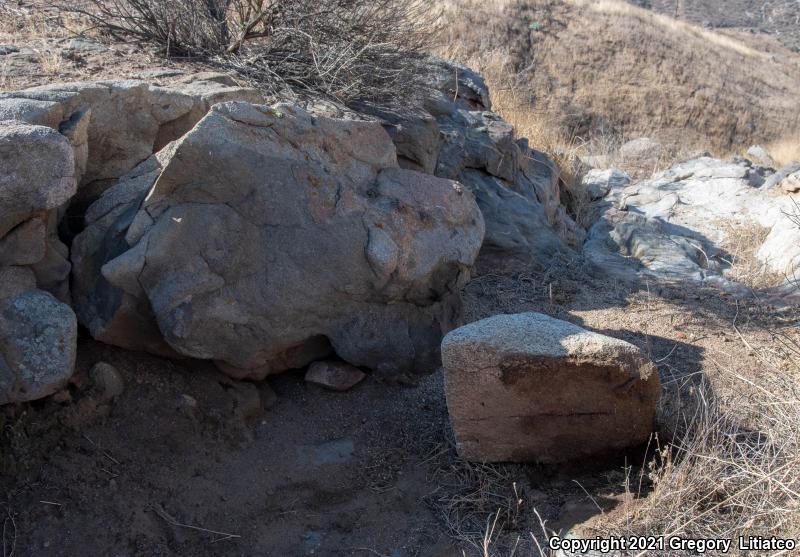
[39,0,438,101]
[436,0,800,161]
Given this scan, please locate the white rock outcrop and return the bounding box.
[584,157,800,293]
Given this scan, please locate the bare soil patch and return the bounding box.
[2,251,794,556]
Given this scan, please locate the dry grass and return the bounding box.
[0,2,82,40]
[427,444,527,553]
[435,0,800,169]
[446,299,800,556]
[575,0,771,59]
[56,0,437,102]
[766,134,800,167]
[589,318,800,555]
[718,221,786,290]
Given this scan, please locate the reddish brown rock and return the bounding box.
[441,312,660,463]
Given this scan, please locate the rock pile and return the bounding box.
[72,101,485,380]
[359,61,584,266]
[0,121,77,403]
[1,59,585,401]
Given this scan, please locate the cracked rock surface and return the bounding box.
[72,102,485,380]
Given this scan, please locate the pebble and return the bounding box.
[89,362,124,401]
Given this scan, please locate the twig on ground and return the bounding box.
[151,504,241,543]
[2,508,16,557]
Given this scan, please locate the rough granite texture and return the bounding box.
[441,312,660,463]
[0,290,77,404]
[72,101,485,380]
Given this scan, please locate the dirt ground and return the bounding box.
[2,250,794,557]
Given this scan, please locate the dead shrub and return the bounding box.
[59,0,437,101]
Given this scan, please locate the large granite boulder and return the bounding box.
[72,102,485,380]
[441,313,660,463]
[0,121,75,236]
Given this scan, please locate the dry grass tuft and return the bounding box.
[590,327,800,555]
[718,221,786,290]
[426,442,528,554]
[766,134,800,167]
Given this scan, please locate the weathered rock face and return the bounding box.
[581,168,631,201]
[777,164,800,194]
[441,312,660,463]
[73,102,485,380]
[0,121,75,237]
[762,161,800,191]
[0,74,263,208]
[0,120,78,403]
[746,144,776,169]
[358,61,584,268]
[71,151,181,358]
[584,157,800,293]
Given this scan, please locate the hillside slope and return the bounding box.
[634,0,800,52]
[438,0,800,155]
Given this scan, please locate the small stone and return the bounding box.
[305,360,366,392]
[746,145,775,169]
[780,169,800,194]
[177,394,199,417]
[0,290,77,405]
[229,381,262,420]
[51,389,72,404]
[89,362,124,401]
